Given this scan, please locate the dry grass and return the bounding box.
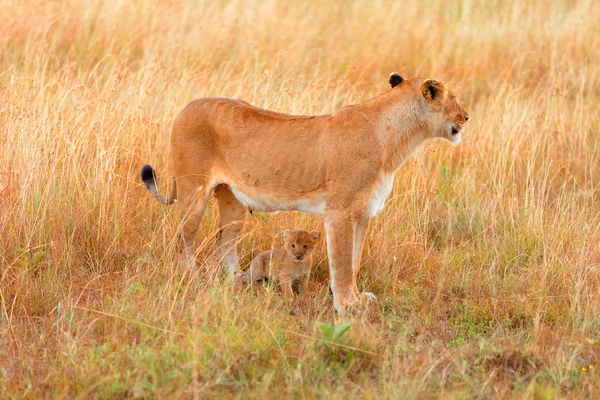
[1,0,600,398]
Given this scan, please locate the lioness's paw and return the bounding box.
[359,292,377,305]
[333,294,360,314]
[221,254,241,277]
[176,255,196,273]
[334,293,377,314]
[232,272,246,288]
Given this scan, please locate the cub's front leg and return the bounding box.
[278,272,294,298]
[297,274,310,295]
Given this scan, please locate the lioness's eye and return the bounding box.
[291,244,295,248]
[303,244,308,249]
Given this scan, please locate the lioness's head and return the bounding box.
[282,229,321,262]
[389,72,469,144]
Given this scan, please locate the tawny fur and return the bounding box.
[141,73,469,313]
[234,230,321,296]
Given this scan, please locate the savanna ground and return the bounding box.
[1,0,600,398]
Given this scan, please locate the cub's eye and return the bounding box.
[303,244,308,249]
[291,244,295,249]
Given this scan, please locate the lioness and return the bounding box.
[141,73,469,312]
[234,229,320,296]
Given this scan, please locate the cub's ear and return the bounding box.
[421,79,446,103]
[282,229,291,241]
[310,231,321,241]
[389,72,403,88]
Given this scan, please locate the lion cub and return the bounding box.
[235,229,321,296]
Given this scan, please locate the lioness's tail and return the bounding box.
[140,164,176,205]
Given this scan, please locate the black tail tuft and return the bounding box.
[140,164,176,205]
[141,164,156,184]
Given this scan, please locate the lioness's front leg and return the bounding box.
[324,211,359,312]
[353,217,377,304]
[352,217,370,277]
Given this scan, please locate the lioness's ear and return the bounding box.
[311,231,321,241]
[389,72,403,88]
[422,79,446,102]
[283,229,291,241]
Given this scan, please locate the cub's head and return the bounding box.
[389,73,469,144]
[282,229,321,262]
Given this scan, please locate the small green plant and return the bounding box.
[315,321,351,349]
[448,303,493,346]
[16,247,46,269]
[314,322,355,365]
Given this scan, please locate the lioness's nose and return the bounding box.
[465,115,469,121]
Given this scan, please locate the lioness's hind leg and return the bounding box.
[176,178,211,270]
[215,185,246,276]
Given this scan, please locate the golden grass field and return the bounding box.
[1,0,600,398]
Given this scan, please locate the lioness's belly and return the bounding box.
[226,181,326,216]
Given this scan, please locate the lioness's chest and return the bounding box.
[366,172,395,217]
